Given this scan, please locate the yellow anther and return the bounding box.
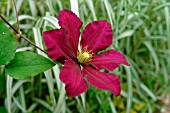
[77,47,93,64]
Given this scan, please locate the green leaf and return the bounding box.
[5,51,55,79]
[0,19,16,65]
[0,74,6,91]
[0,106,7,113]
[0,0,6,2]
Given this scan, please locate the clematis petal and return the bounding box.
[89,49,130,71]
[58,10,83,55]
[60,60,89,97]
[82,65,121,96]
[80,20,113,53]
[43,29,77,62]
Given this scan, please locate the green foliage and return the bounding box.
[0,0,6,2]
[0,0,170,113]
[5,51,55,79]
[0,74,6,91]
[0,19,16,65]
[0,106,7,113]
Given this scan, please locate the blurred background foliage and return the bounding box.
[0,0,170,113]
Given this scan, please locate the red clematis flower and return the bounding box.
[43,10,130,97]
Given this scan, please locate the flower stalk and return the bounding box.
[0,0,47,54]
[12,0,20,33]
[0,15,47,54]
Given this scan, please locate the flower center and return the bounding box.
[77,48,93,64]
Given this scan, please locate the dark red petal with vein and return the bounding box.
[43,29,66,60]
[43,29,77,62]
[58,10,83,55]
[82,65,121,96]
[89,49,130,71]
[80,20,113,53]
[60,60,89,97]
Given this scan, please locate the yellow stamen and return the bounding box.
[77,47,93,64]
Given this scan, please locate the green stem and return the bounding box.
[12,0,20,32]
[0,15,47,54]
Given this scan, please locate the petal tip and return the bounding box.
[58,9,83,27]
[60,60,89,98]
[82,66,121,96]
[67,86,89,98]
[81,20,113,53]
